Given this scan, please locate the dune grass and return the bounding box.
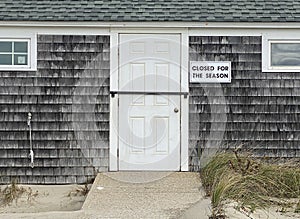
[0,179,27,206]
[200,151,300,218]
[0,179,38,206]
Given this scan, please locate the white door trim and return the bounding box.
[109,28,189,171]
[180,30,189,171]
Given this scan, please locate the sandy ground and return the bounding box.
[180,198,300,219]
[0,180,299,219]
[0,184,87,214]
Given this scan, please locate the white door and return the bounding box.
[118,34,181,171]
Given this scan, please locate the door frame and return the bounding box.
[109,28,189,171]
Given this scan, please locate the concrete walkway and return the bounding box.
[82,172,206,218]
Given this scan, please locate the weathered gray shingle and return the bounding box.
[189,36,300,171]
[0,0,299,22]
[0,35,110,184]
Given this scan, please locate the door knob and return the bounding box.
[174,108,179,113]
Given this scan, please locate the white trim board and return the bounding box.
[0,26,110,36]
[109,32,119,171]
[180,30,189,171]
[2,25,300,37]
[189,28,300,36]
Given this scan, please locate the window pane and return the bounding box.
[271,43,300,66]
[14,42,28,53]
[14,54,28,65]
[0,54,12,65]
[0,42,12,52]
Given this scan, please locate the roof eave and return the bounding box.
[1,21,300,29]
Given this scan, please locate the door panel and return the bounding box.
[119,34,181,171]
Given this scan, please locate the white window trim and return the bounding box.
[0,35,36,71]
[262,34,300,72]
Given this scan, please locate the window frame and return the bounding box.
[262,36,300,72]
[0,36,36,71]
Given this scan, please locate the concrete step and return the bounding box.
[82,172,205,218]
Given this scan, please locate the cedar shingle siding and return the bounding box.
[1,34,300,183]
[0,35,110,184]
[189,36,300,171]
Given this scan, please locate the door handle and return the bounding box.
[174,108,179,113]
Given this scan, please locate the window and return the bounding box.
[271,42,300,67]
[0,38,36,71]
[263,36,300,72]
[0,41,28,66]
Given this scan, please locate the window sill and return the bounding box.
[0,67,37,71]
[262,67,300,72]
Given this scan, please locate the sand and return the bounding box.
[0,183,299,219]
[0,184,87,214]
[180,198,300,219]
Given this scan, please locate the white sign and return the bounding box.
[190,61,231,83]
